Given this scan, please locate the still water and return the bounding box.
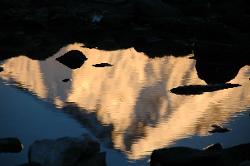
[0,43,250,166]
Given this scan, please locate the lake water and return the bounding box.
[1,43,250,166]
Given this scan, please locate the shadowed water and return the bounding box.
[0,43,250,165]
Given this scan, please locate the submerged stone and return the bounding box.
[0,137,23,153]
[56,50,87,69]
[28,134,106,166]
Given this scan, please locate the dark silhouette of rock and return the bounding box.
[0,0,250,89]
[0,137,23,153]
[1,0,250,65]
[195,59,244,85]
[239,160,250,166]
[151,143,250,166]
[92,63,113,67]
[0,66,3,72]
[170,84,241,95]
[151,146,221,166]
[28,134,106,166]
[193,40,250,84]
[209,124,231,133]
[56,50,87,69]
[203,143,223,152]
[62,78,71,82]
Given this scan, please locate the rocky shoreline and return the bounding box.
[1,136,250,166]
[0,0,250,63]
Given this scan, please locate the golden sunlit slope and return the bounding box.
[0,56,48,99]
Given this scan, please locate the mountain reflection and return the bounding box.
[1,43,250,159]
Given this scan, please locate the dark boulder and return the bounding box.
[151,143,250,166]
[151,146,222,166]
[0,137,23,153]
[28,134,106,166]
[56,50,87,69]
[0,66,3,72]
[193,41,248,84]
[195,60,243,84]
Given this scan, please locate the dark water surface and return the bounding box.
[1,43,250,166]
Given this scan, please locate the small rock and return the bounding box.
[0,66,3,72]
[203,143,223,151]
[0,137,23,153]
[209,124,231,133]
[62,78,71,82]
[56,50,87,69]
[92,63,113,67]
[29,134,106,166]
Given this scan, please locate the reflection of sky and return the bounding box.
[0,43,250,161]
[0,81,87,166]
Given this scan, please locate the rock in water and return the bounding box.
[0,137,23,153]
[56,50,87,69]
[150,146,221,166]
[0,66,3,72]
[62,78,71,82]
[203,143,223,151]
[29,134,106,166]
[92,63,113,67]
[151,143,250,166]
[209,124,231,133]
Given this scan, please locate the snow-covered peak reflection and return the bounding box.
[1,43,250,159]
